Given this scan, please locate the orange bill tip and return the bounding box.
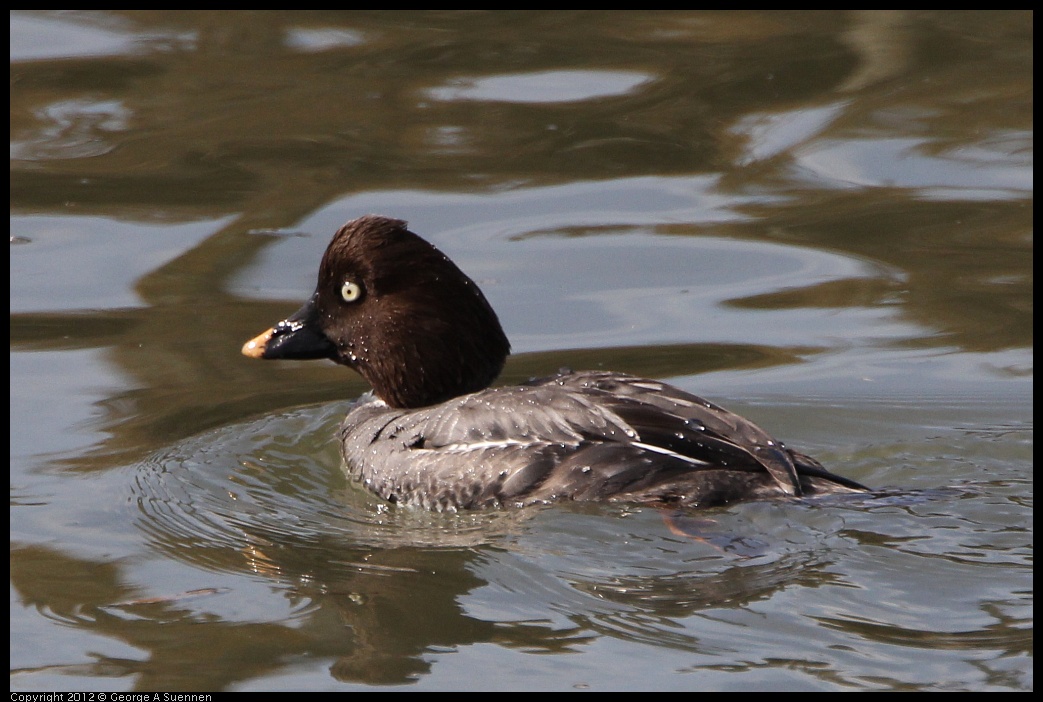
[241,328,274,358]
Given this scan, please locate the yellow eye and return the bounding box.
[340,280,362,303]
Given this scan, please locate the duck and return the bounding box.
[242,215,869,511]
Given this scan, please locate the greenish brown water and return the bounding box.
[10,11,1032,691]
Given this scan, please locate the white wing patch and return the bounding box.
[630,441,711,466]
[435,439,549,454]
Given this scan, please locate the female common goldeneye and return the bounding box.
[243,215,868,511]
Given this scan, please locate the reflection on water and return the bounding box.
[10,10,1032,692]
[424,70,654,104]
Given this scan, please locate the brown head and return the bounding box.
[243,215,511,408]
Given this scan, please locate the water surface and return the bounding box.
[10,10,1032,692]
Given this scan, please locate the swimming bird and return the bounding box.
[243,215,868,511]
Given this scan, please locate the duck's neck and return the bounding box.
[357,304,510,409]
